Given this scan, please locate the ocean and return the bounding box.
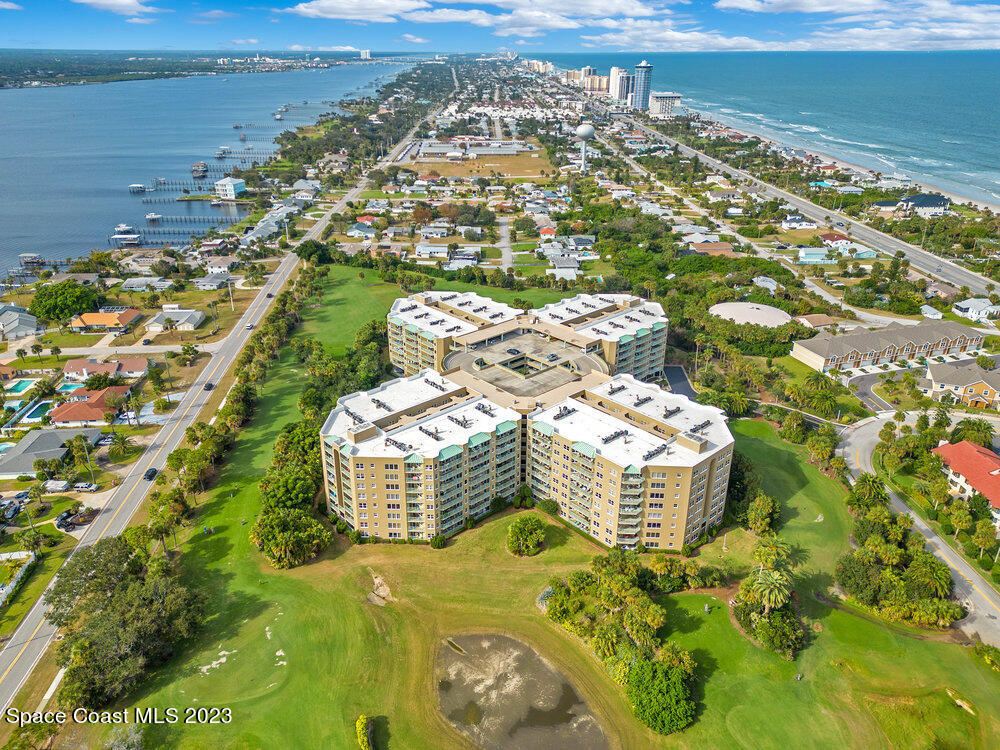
[0,64,405,272]
[537,52,1000,207]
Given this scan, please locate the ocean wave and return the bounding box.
[787,123,822,133]
[818,134,887,149]
[942,138,963,144]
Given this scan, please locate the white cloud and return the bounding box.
[287,43,361,51]
[714,0,887,11]
[403,7,583,36]
[69,0,160,14]
[226,38,261,44]
[0,2,23,9]
[399,33,431,42]
[582,18,787,50]
[448,0,663,16]
[125,16,157,23]
[281,0,430,22]
[198,9,240,19]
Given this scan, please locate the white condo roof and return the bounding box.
[388,298,478,339]
[530,374,731,468]
[419,290,522,323]
[533,293,667,342]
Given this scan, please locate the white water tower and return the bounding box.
[575,122,596,174]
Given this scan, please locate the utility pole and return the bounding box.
[163,352,172,388]
[227,281,235,311]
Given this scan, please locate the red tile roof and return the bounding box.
[931,440,1000,508]
[49,385,131,424]
[819,232,850,243]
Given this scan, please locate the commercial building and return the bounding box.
[633,60,653,111]
[649,92,682,119]
[609,66,634,102]
[323,290,729,549]
[790,319,983,373]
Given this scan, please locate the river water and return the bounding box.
[0,63,406,272]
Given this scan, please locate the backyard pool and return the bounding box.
[20,401,53,423]
[56,382,83,394]
[0,443,14,453]
[5,379,40,395]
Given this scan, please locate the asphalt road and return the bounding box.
[663,365,696,398]
[498,215,513,270]
[839,414,1000,646]
[615,115,993,296]
[0,250,300,711]
[0,96,449,711]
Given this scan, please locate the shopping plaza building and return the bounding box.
[321,292,733,550]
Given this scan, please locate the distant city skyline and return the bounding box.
[4,1,1000,53]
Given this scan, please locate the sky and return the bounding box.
[4,0,1000,53]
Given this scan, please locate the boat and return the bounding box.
[274,113,283,121]
[210,200,222,207]
[191,161,208,178]
[239,133,246,141]
[115,222,134,233]
[111,233,142,247]
[145,212,162,222]
[233,123,242,129]
[128,183,145,193]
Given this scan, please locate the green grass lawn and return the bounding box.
[58,288,1000,748]
[0,530,76,638]
[36,331,105,349]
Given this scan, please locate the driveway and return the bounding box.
[664,365,696,398]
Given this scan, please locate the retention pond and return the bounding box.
[436,634,608,750]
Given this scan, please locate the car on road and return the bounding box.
[72,483,98,493]
[203,382,214,391]
[505,348,520,356]
[266,293,274,298]
[245,324,254,330]
[143,468,158,481]
[835,221,846,227]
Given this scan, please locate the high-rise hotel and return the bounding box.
[322,291,733,550]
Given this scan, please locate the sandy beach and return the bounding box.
[690,109,1000,214]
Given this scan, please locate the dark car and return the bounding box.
[14,491,29,501]
[505,348,521,356]
[203,382,214,391]
[546,353,559,362]
[55,509,76,532]
[141,338,152,345]
[143,468,158,481]
[266,293,274,298]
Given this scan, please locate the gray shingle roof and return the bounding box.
[795,319,980,359]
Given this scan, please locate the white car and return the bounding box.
[73,483,99,492]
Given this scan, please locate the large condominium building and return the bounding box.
[321,370,523,541]
[633,60,653,111]
[527,375,732,550]
[649,92,682,120]
[609,66,634,102]
[387,291,521,375]
[388,291,669,383]
[790,319,983,373]
[324,292,731,549]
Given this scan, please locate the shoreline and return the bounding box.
[689,108,1000,213]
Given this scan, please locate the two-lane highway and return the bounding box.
[0,250,300,711]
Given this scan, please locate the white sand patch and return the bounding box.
[265,626,272,640]
[276,649,285,657]
[199,649,236,675]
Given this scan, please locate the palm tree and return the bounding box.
[30,343,43,362]
[15,349,26,364]
[752,568,791,614]
[109,432,135,461]
[752,536,791,571]
[50,345,61,363]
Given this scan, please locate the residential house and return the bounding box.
[549,256,581,281]
[685,233,721,244]
[790,319,983,372]
[121,253,175,276]
[69,308,142,334]
[931,441,1000,526]
[346,223,377,239]
[899,193,951,218]
[796,247,830,264]
[926,281,960,299]
[781,216,818,230]
[0,305,38,340]
[194,273,231,291]
[145,307,206,333]
[706,189,741,203]
[413,244,450,259]
[953,298,1000,322]
[0,428,102,480]
[923,362,1000,408]
[752,276,779,294]
[794,313,838,330]
[690,242,738,258]
[204,256,239,275]
[48,385,132,428]
[419,225,450,239]
[920,305,944,320]
[121,277,174,293]
[0,364,21,381]
[214,177,246,200]
[63,358,149,381]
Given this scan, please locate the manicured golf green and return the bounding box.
[69,277,1000,748]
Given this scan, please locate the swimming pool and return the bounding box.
[20,401,53,422]
[0,442,14,453]
[5,379,40,394]
[56,382,83,393]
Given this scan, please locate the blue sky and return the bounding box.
[4,0,1000,52]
